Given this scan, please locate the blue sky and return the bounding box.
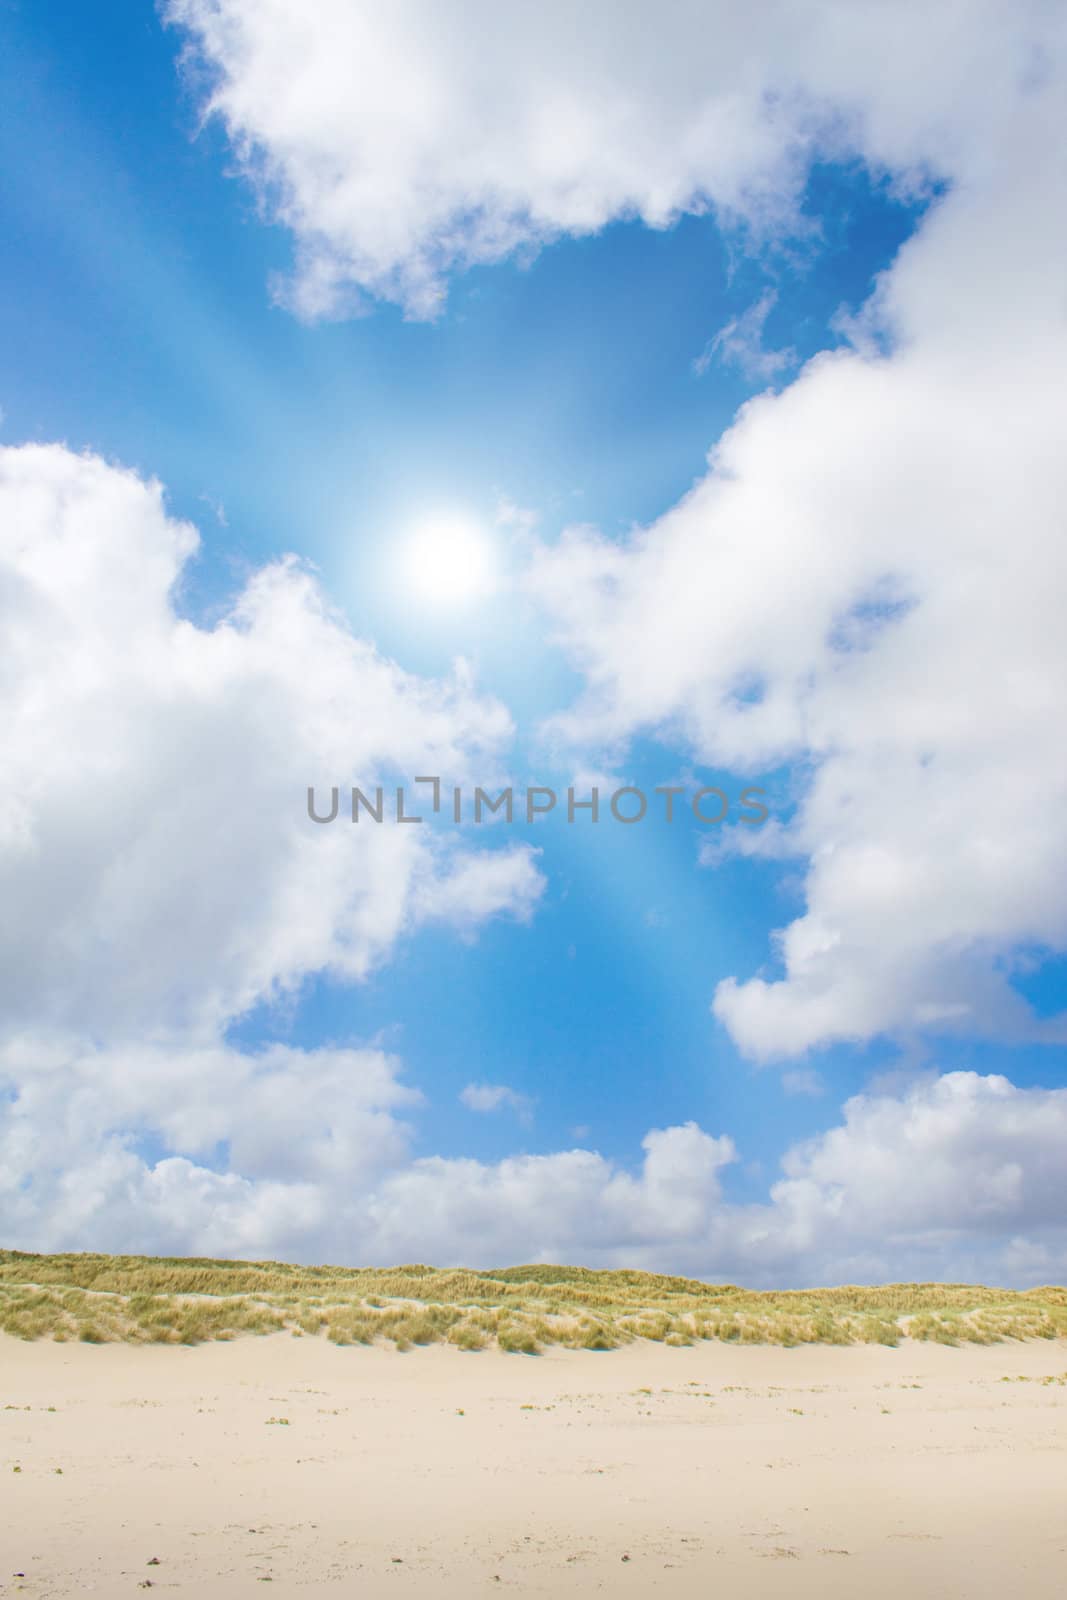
[2,2,1066,1283]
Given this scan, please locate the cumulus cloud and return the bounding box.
[527,15,1067,1058]
[363,1073,1067,1284]
[0,1028,737,1267]
[0,1034,421,1260]
[5,1045,1067,1286]
[760,1072,1067,1284]
[0,443,542,1042]
[163,0,1051,318]
[365,1121,737,1267]
[0,441,545,1262]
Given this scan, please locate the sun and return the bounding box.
[401,514,497,608]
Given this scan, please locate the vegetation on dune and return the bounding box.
[1,1250,1065,1351]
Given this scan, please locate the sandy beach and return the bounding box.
[2,1334,1066,1598]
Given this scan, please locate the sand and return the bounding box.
[2,1333,1066,1597]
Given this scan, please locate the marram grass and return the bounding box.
[1,1250,1065,1351]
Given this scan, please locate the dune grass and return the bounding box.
[1,1250,1065,1351]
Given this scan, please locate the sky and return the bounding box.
[1,0,1066,1285]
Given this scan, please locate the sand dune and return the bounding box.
[3,1333,1067,1597]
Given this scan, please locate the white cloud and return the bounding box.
[0,443,542,1043]
[414,851,543,934]
[0,441,548,1264]
[693,290,797,381]
[0,1029,735,1263]
[761,1072,1067,1283]
[0,1034,421,1260]
[460,1081,534,1122]
[163,1,1055,318]
[364,1073,1067,1284]
[527,19,1067,1059]
[5,1045,1067,1285]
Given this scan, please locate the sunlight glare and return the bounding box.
[401,514,497,607]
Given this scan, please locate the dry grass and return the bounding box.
[2,1250,1065,1352]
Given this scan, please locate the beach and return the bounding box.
[3,1333,1066,1597]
